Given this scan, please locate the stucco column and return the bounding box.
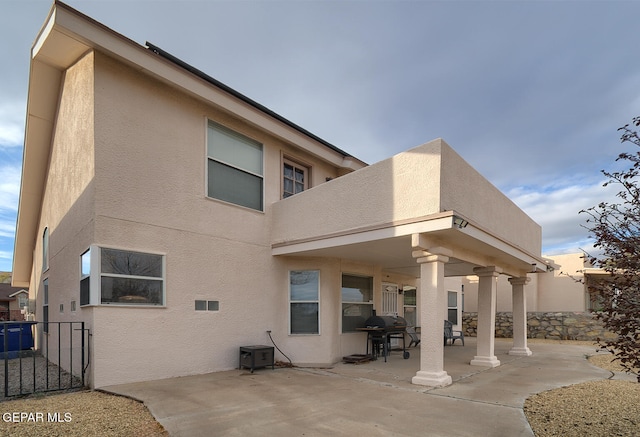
[411,251,452,387]
[471,266,502,367]
[509,276,532,356]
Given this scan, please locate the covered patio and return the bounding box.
[101,338,612,436]
[272,139,551,386]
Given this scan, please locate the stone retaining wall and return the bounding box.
[462,312,617,341]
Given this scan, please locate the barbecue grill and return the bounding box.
[363,315,410,361]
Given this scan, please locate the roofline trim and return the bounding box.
[145,42,358,162]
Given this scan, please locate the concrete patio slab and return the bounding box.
[102,338,611,436]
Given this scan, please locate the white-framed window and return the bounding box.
[80,249,91,306]
[341,274,373,333]
[42,227,49,272]
[447,291,458,325]
[80,246,165,306]
[18,294,28,310]
[42,278,49,333]
[207,120,263,211]
[289,270,319,334]
[402,286,417,327]
[283,158,308,198]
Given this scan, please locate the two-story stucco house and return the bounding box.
[13,1,549,389]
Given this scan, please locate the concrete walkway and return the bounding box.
[102,338,612,436]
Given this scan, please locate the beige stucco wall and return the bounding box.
[439,144,541,255]
[31,51,96,379]
[462,253,587,314]
[29,48,542,388]
[272,140,443,244]
[537,253,587,312]
[272,140,541,260]
[82,52,393,387]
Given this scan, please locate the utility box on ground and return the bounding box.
[239,345,274,373]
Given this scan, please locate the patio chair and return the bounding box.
[444,320,464,346]
[406,326,421,348]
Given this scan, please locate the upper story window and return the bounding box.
[283,159,308,198]
[207,121,263,211]
[42,227,49,272]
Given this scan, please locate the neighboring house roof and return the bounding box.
[0,283,28,303]
[13,0,366,286]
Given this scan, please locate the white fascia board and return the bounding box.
[272,215,453,255]
[457,223,547,273]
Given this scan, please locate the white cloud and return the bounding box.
[0,164,21,213]
[0,101,25,148]
[0,249,13,273]
[508,180,620,255]
[0,221,16,239]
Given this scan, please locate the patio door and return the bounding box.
[382,283,400,347]
[381,283,398,315]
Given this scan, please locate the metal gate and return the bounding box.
[1,321,89,398]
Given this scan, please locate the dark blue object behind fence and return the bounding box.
[1,321,88,397]
[0,321,35,354]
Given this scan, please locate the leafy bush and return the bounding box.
[581,117,640,382]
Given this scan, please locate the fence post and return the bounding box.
[3,323,8,397]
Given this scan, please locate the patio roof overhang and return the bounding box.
[272,211,550,278]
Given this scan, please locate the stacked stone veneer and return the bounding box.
[462,312,617,341]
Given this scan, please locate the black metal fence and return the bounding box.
[1,321,89,398]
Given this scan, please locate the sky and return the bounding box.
[1,0,639,272]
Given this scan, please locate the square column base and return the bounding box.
[470,356,501,367]
[509,347,532,356]
[412,370,452,387]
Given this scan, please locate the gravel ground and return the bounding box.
[0,354,166,436]
[0,354,82,399]
[0,390,167,436]
[524,353,640,437]
[0,345,638,436]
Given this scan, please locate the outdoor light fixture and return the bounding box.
[453,216,469,228]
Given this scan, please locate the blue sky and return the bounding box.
[1,0,639,272]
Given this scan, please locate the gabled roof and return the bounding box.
[13,0,366,286]
[0,283,28,302]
